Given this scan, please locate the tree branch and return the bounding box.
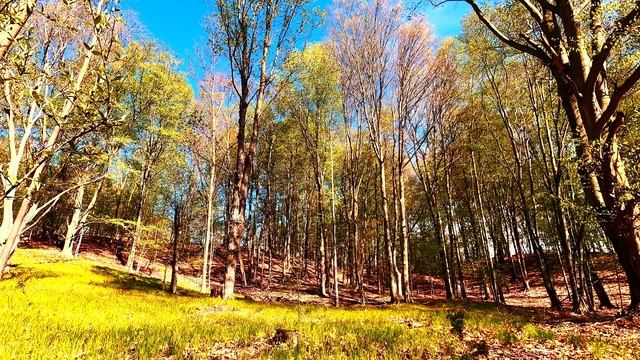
[595,65,640,134]
[586,1,640,92]
[464,0,551,63]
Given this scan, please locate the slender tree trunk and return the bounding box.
[397,156,411,303]
[329,134,339,306]
[202,134,217,292]
[74,227,86,257]
[247,182,258,284]
[586,246,615,309]
[431,199,453,300]
[445,169,466,299]
[127,168,149,271]
[378,158,401,303]
[317,188,328,297]
[303,199,310,279]
[170,204,181,294]
[471,152,502,304]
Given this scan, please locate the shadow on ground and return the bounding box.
[1,266,60,284]
[90,265,204,297]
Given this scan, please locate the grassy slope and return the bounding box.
[0,249,634,359]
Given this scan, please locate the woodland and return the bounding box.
[1,0,640,358]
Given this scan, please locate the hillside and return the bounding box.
[1,246,639,359]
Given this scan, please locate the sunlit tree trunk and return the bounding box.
[0,0,36,61]
[127,166,149,271]
[201,125,217,292]
[170,203,182,295]
[63,184,85,256]
[329,132,339,306]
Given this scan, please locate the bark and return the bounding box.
[170,204,182,295]
[220,0,275,299]
[63,184,86,256]
[126,167,149,271]
[202,121,217,292]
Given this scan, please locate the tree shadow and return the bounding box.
[89,265,204,297]
[2,266,60,283]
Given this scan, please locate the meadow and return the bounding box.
[0,249,636,359]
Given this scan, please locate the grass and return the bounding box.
[0,249,624,359]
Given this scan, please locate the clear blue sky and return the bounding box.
[122,0,470,87]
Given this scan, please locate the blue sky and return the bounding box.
[122,0,470,88]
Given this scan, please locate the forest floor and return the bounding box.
[1,241,639,359]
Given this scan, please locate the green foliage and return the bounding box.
[520,324,554,342]
[495,328,518,344]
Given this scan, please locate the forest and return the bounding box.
[1,0,640,358]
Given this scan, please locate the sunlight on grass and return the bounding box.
[0,249,596,359]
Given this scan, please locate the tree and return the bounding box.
[394,16,435,302]
[192,73,227,293]
[0,0,124,275]
[332,0,404,303]
[278,44,341,297]
[460,0,640,309]
[121,42,193,271]
[211,0,315,299]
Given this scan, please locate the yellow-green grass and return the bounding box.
[0,249,577,359]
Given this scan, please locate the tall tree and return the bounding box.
[0,0,124,275]
[332,0,403,303]
[278,44,341,297]
[122,43,193,271]
[394,16,434,302]
[211,0,314,299]
[461,0,640,309]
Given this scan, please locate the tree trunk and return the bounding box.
[127,168,148,271]
[329,134,339,306]
[379,158,401,303]
[587,254,615,309]
[397,156,411,303]
[202,133,216,292]
[170,204,181,294]
[220,0,273,298]
[63,184,86,256]
[471,152,502,304]
[445,169,466,299]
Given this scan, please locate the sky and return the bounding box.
[121,0,470,89]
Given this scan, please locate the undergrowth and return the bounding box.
[0,249,623,359]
